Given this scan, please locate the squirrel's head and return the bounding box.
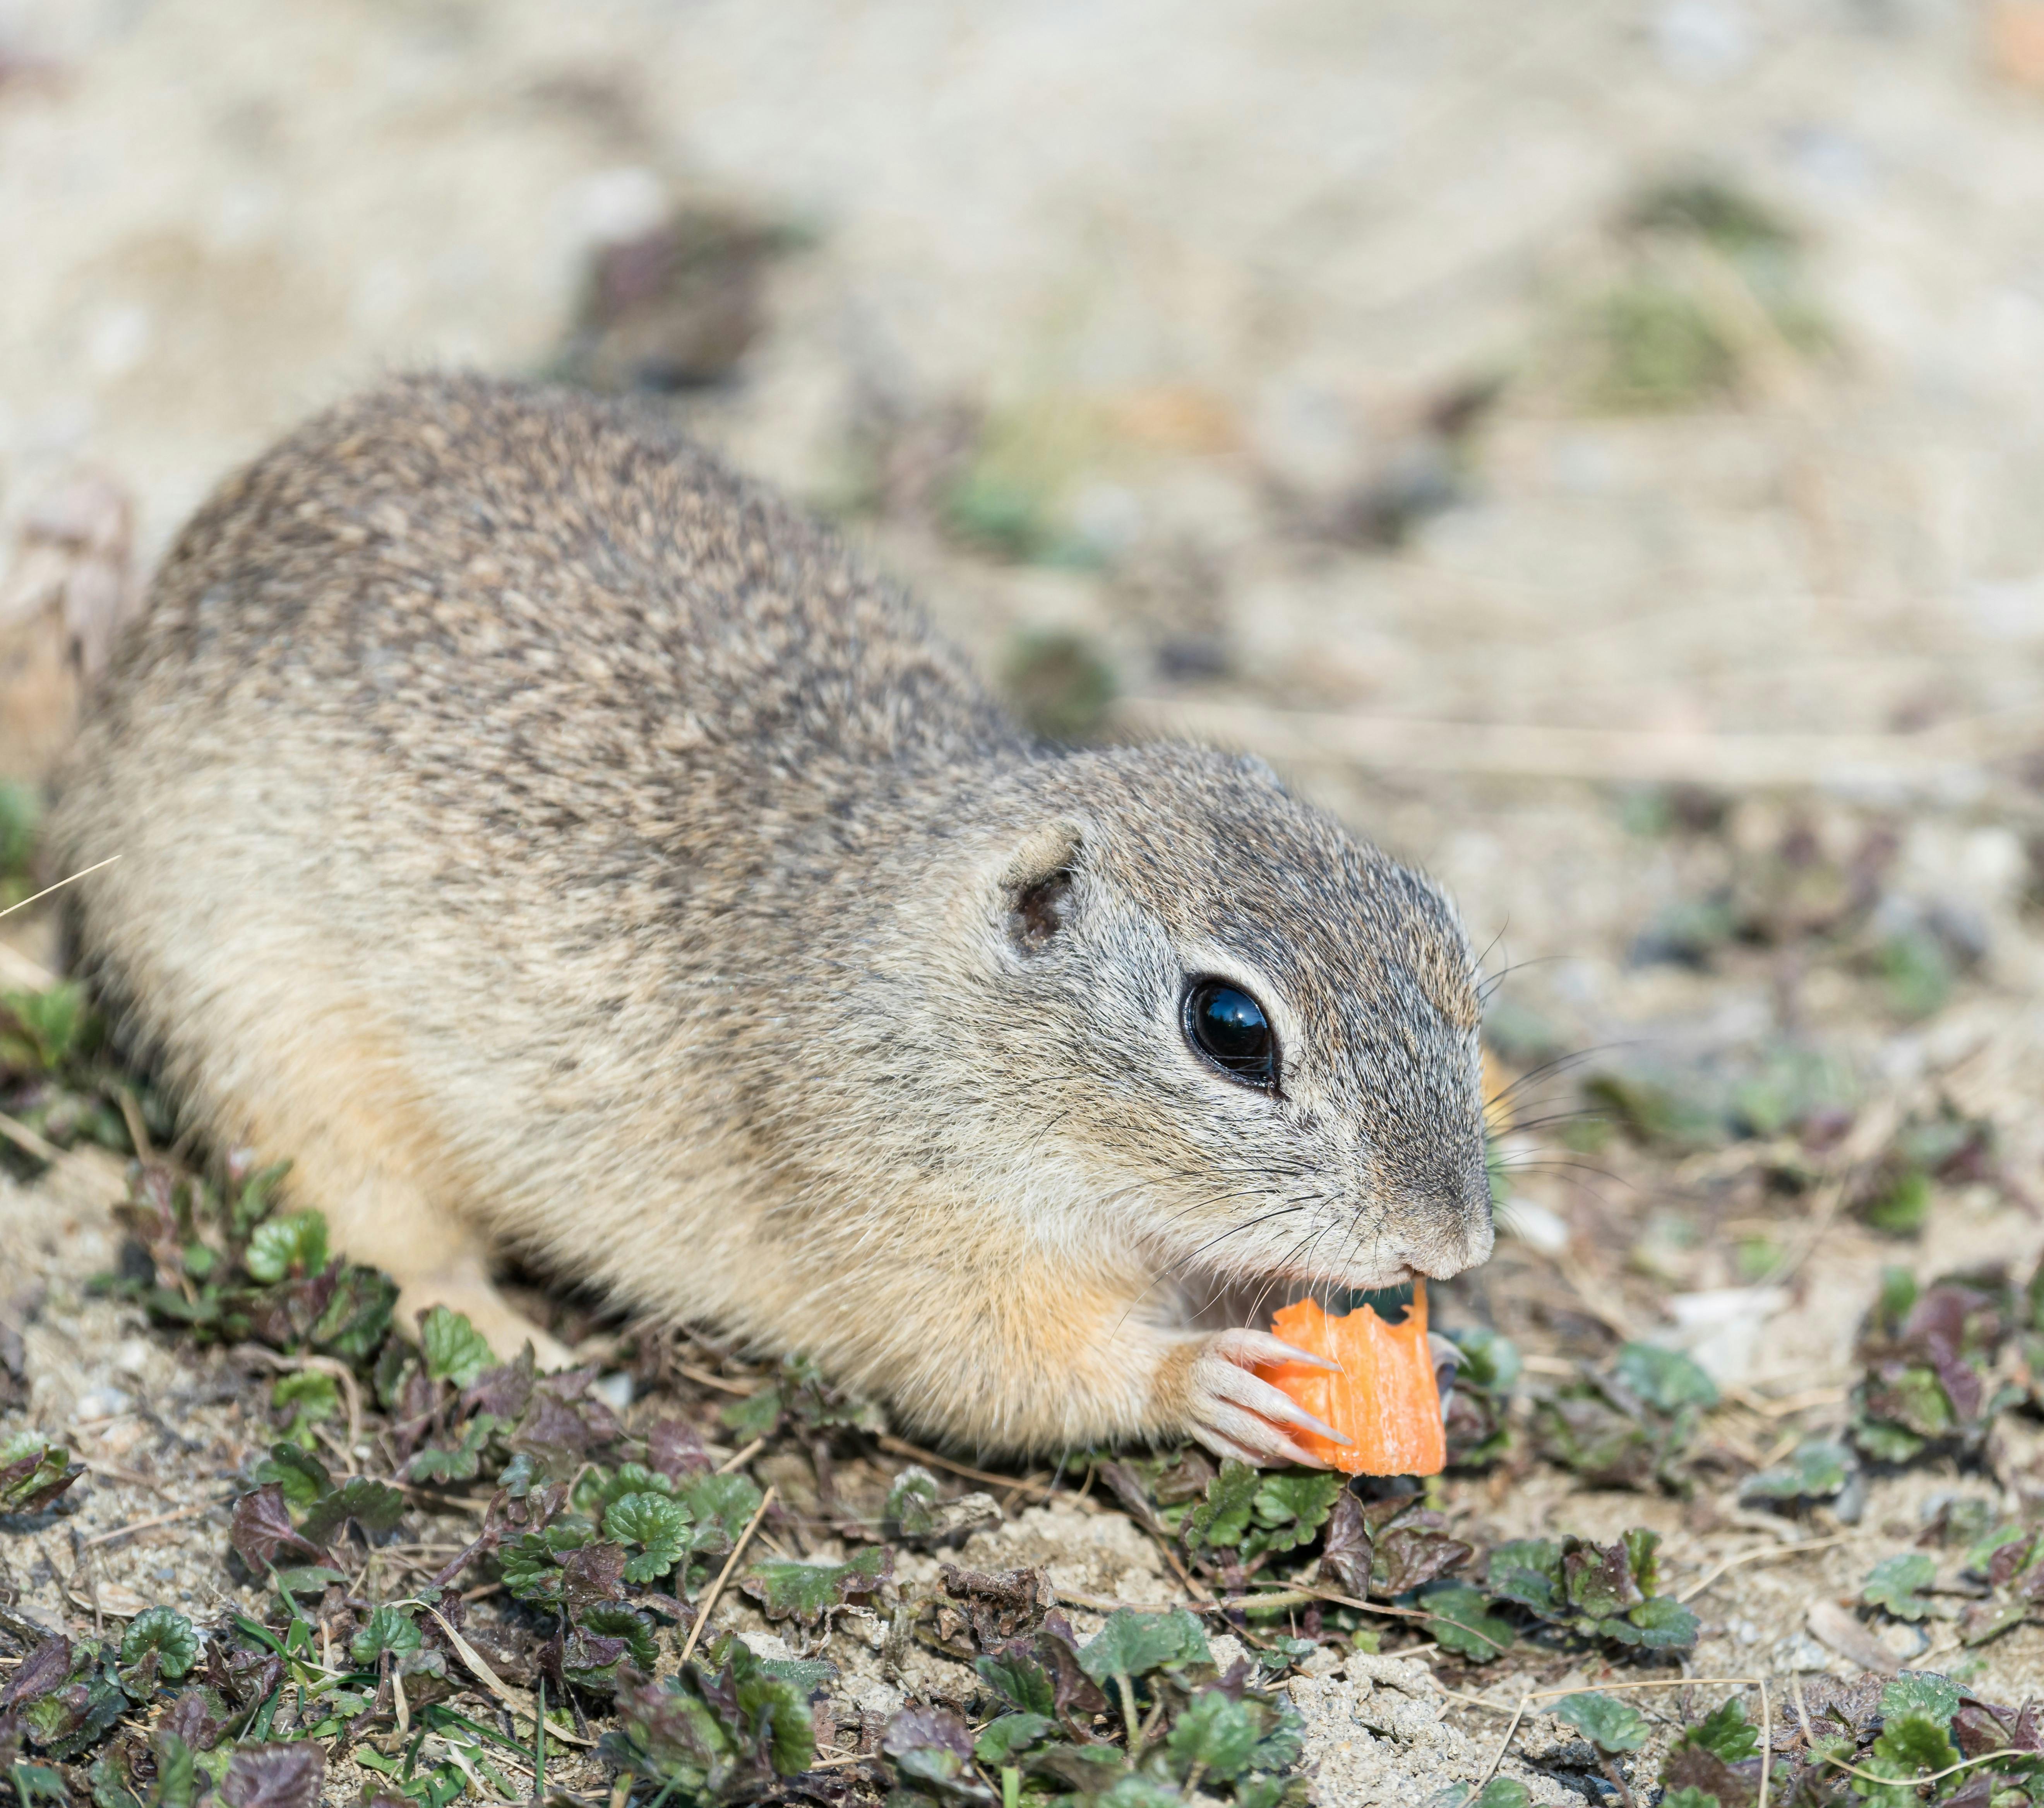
[895,745,1493,1317]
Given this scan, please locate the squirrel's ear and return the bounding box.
[1000,820,1085,953]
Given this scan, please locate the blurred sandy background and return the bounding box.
[4,0,2044,1437]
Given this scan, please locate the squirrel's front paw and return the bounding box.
[1169,1329,1351,1469]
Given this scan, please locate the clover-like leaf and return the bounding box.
[1614,1341,1720,1412]
[564,1604,658,1693]
[719,1385,782,1441]
[1434,1783,1532,1808]
[243,1210,328,1284]
[1167,1689,1269,1784]
[1739,1438,1851,1504]
[349,1603,422,1666]
[741,1546,889,1625]
[252,1442,331,1510]
[974,1712,1055,1765]
[269,1371,338,1446]
[499,1517,595,1603]
[300,1476,404,1546]
[0,1433,84,1514]
[1553,1691,1650,1754]
[883,1705,992,1805]
[406,1416,496,1484]
[1676,1697,1756,1763]
[271,1565,346,1597]
[1246,1471,1345,1556]
[118,1608,199,1684]
[676,1472,764,1549]
[887,1466,942,1539]
[1485,1539,1564,1615]
[1415,1582,1514,1661]
[1182,1461,1260,1550]
[1871,1710,1958,1776]
[605,1490,692,1582]
[976,1650,1055,1718]
[306,1263,397,1362]
[1620,1594,1700,1650]
[1862,1553,1936,1621]
[1880,1672,1960,1728]
[419,1305,495,1387]
[1075,1608,1211,1681]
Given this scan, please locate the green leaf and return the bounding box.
[1167,1689,1268,1783]
[1182,1461,1260,1550]
[270,1371,339,1446]
[759,1657,836,1694]
[577,1461,677,1512]
[1075,1607,1211,1681]
[676,1472,764,1548]
[742,1546,888,1624]
[719,1385,782,1440]
[1614,1342,1720,1412]
[307,1264,398,1362]
[1485,1539,1564,1614]
[152,1731,197,1808]
[419,1305,495,1387]
[272,1565,347,1597]
[1661,1789,1722,1808]
[605,1490,692,1582]
[2,982,84,1068]
[244,1210,329,1284]
[1679,1698,1757,1763]
[1623,1527,1663,1597]
[1740,1438,1851,1503]
[252,1442,332,1509]
[499,1518,594,1603]
[1088,1778,1184,1808]
[1623,1594,1700,1650]
[1880,1673,1960,1729]
[974,1712,1055,1764]
[886,1466,942,1539]
[1247,1471,1345,1556]
[300,1475,405,1545]
[1853,1416,1927,1464]
[1473,1783,1532,1808]
[1862,1553,1936,1621]
[350,1603,423,1666]
[407,1416,496,1484]
[0,1433,83,1513]
[975,1652,1055,1718]
[230,1159,294,1236]
[1445,1327,1523,1392]
[1415,1582,1515,1661]
[733,1656,816,1778]
[1871,1710,1958,1776]
[1554,1691,1650,1754]
[119,1606,199,1681]
[564,1604,658,1691]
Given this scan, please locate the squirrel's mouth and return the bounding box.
[1178,1264,1419,1334]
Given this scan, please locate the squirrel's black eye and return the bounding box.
[1183,979,1278,1089]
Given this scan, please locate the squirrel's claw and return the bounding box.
[1183,1329,1349,1468]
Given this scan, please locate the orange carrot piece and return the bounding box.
[1257,1283,1445,1476]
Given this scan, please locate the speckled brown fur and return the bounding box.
[51,375,1492,1461]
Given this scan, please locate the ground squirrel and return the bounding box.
[51,375,1493,1465]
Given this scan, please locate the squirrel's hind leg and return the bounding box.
[276,1115,574,1371]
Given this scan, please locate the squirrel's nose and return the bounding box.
[1403,1154,1496,1277]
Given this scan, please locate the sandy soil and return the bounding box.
[5,2,2044,1802]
